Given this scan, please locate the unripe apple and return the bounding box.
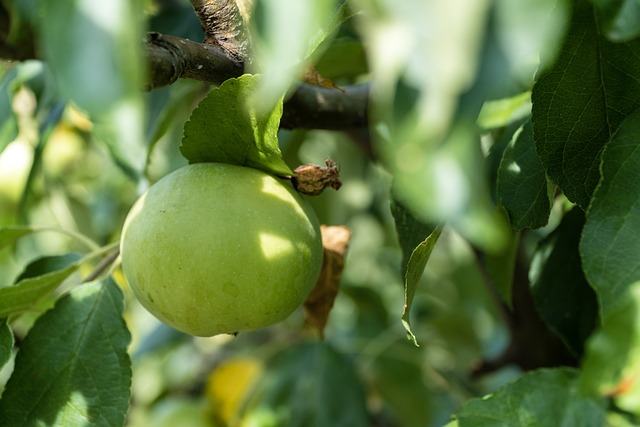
[120,163,323,336]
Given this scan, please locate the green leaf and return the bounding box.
[531,0,640,208]
[493,0,569,91]
[341,285,390,341]
[486,118,527,202]
[385,119,509,252]
[477,92,531,130]
[0,319,13,370]
[457,368,607,426]
[0,226,34,251]
[580,109,640,316]
[0,278,131,426]
[315,38,368,80]
[39,0,143,115]
[181,75,293,176]
[0,67,19,155]
[530,207,598,355]
[305,2,357,60]
[38,0,147,176]
[240,341,369,427]
[248,0,340,107]
[390,197,439,279]
[15,253,83,283]
[592,0,640,42]
[402,224,444,346]
[580,281,640,415]
[0,264,79,317]
[497,120,554,230]
[372,339,457,427]
[484,221,519,309]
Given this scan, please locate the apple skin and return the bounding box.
[120,163,323,336]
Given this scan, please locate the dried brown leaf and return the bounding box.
[302,66,343,91]
[303,225,351,337]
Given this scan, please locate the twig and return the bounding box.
[83,247,121,283]
[0,6,371,131]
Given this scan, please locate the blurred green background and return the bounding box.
[0,0,571,425]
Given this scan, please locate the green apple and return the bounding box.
[120,163,323,336]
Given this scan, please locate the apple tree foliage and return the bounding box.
[0,0,640,426]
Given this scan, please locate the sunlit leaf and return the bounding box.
[0,250,85,319]
[477,92,531,130]
[38,0,147,176]
[181,75,293,176]
[402,224,443,346]
[0,278,131,426]
[580,281,640,415]
[581,109,640,316]
[493,0,569,90]
[0,67,18,154]
[532,0,640,208]
[497,120,554,230]
[0,264,79,317]
[355,0,519,251]
[0,319,12,370]
[354,0,491,138]
[0,226,34,251]
[248,0,340,108]
[15,253,83,283]
[592,0,640,42]
[457,368,606,426]
[386,120,509,251]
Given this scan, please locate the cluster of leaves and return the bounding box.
[1,0,640,426]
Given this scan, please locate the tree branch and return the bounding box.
[2,5,371,131]
[189,0,249,62]
[281,83,369,129]
[146,32,243,90]
[146,32,369,129]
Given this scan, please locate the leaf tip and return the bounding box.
[401,318,420,347]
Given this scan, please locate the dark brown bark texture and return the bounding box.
[0,0,370,131]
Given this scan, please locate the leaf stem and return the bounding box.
[34,227,101,252]
[82,245,121,283]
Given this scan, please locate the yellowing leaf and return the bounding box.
[206,357,263,425]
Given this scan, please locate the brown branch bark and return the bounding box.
[281,83,369,129]
[146,31,369,129]
[1,5,370,131]
[189,0,249,62]
[146,32,243,90]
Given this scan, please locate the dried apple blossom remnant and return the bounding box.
[292,159,342,196]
